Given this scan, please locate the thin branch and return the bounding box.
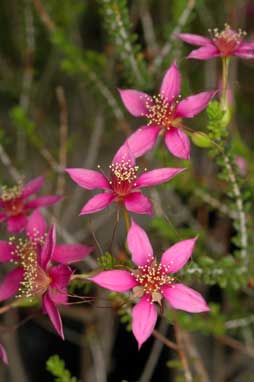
[0,144,22,182]
[226,315,254,329]
[152,329,178,351]
[62,113,104,225]
[174,320,193,382]
[54,86,68,216]
[195,188,238,220]
[183,331,210,382]
[217,335,254,357]
[140,319,168,382]
[32,0,125,123]
[150,0,196,73]
[223,154,248,264]
[139,0,158,57]
[17,0,35,161]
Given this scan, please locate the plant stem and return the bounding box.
[174,318,193,382]
[221,57,230,111]
[123,207,131,233]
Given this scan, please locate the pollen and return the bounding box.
[110,159,138,184]
[209,24,246,56]
[109,157,139,196]
[144,93,181,130]
[132,257,174,304]
[11,235,49,299]
[1,182,23,202]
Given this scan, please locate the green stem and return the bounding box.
[221,57,230,111]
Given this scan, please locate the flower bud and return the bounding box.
[191,132,213,148]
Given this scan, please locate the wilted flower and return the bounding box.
[118,62,215,160]
[0,176,62,233]
[66,146,184,216]
[177,24,254,60]
[90,220,209,348]
[0,210,93,338]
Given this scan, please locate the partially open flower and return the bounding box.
[90,220,209,348]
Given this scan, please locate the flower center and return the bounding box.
[132,258,174,303]
[144,94,181,130]
[209,24,246,56]
[109,159,139,196]
[1,184,24,216]
[12,237,50,298]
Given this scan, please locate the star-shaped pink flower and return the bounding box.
[90,220,209,348]
[0,176,62,233]
[118,62,215,160]
[0,210,93,338]
[177,24,254,60]
[66,146,184,216]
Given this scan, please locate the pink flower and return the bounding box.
[66,146,184,216]
[0,176,62,233]
[177,24,254,60]
[0,210,93,338]
[118,62,215,160]
[0,344,8,365]
[90,220,209,348]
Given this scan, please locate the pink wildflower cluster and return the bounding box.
[1,21,251,359]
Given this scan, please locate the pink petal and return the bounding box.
[112,142,135,166]
[161,237,197,273]
[49,288,68,305]
[160,62,181,102]
[90,270,137,292]
[0,268,24,302]
[187,44,220,59]
[162,283,210,313]
[0,213,6,222]
[65,168,110,190]
[118,88,151,117]
[52,244,93,264]
[176,91,216,118]
[43,292,64,339]
[7,214,27,233]
[25,195,62,209]
[127,219,153,266]
[0,241,15,262]
[0,344,8,365]
[176,33,211,46]
[26,209,47,240]
[234,43,254,59]
[124,192,153,215]
[80,193,115,215]
[165,128,190,160]
[49,265,72,291]
[40,225,56,269]
[22,176,44,198]
[122,125,160,158]
[132,296,157,349]
[135,168,185,188]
